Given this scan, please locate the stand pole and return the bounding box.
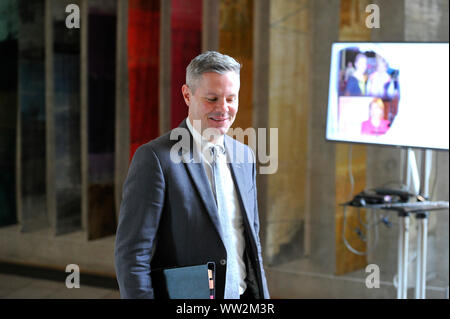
[415,149,432,299]
[397,211,410,299]
[397,148,411,299]
[415,212,428,299]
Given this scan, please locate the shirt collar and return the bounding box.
[186,117,225,155]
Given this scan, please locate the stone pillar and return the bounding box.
[47,0,83,235]
[262,0,312,265]
[0,0,19,227]
[19,0,48,233]
[80,0,88,232]
[159,0,171,134]
[252,0,270,261]
[115,0,130,222]
[307,0,341,273]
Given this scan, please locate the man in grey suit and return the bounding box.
[114,51,270,299]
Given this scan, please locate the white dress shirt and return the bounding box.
[186,118,247,295]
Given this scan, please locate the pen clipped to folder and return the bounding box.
[208,268,214,299]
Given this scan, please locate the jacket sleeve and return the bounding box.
[114,144,165,298]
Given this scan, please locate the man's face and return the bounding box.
[355,56,367,72]
[182,71,240,140]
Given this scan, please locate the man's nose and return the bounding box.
[216,97,229,113]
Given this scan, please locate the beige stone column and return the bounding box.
[252,0,270,259]
[307,0,341,273]
[261,0,311,264]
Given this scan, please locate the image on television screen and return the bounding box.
[326,42,449,150]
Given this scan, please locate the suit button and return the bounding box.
[220,259,226,266]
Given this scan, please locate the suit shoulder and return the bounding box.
[145,130,174,150]
[133,128,187,163]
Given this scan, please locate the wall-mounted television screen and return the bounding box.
[326,42,449,150]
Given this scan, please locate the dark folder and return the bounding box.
[151,262,215,299]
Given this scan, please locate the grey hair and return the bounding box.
[186,51,241,92]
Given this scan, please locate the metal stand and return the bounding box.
[415,212,428,299]
[397,148,411,299]
[414,149,432,299]
[341,149,443,299]
[397,211,410,299]
[399,148,432,299]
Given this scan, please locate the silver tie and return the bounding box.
[210,145,240,299]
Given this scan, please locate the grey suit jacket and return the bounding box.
[114,119,270,299]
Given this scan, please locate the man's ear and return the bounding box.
[181,84,191,106]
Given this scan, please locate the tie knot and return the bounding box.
[210,145,225,162]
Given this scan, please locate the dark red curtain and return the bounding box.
[128,0,160,161]
[170,0,202,129]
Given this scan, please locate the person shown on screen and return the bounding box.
[345,53,367,96]
[366,56,393,98]
[361,98,391,135]
[114,51,270,299]
[344,61,356,82]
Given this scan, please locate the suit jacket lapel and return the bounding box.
[178,120,224,241]
[177,120,256,242]
[224,136,255,233]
